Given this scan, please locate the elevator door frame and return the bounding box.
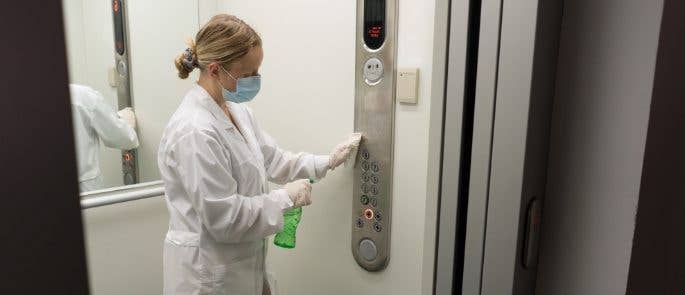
[435,0,562,294]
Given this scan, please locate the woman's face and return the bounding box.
[218,46,263,92]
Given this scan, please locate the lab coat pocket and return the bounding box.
[163,231,202,295]
[198,265,227,295]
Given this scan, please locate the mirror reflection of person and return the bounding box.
[69,84,139,191]
[159,15,361,295]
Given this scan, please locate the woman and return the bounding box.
[70,83,138,191]
[158,14,360,295]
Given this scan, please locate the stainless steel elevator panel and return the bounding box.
[112,0,137,185]
[352,0,398,272]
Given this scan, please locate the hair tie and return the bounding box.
[182,48,198,69]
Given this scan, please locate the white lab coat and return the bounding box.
[69,84,139,191]
[158,84,329,295]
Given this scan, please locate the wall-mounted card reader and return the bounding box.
[112,0,138,185]
[352,0,397,272]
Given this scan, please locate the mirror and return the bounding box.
[62,0,200,194]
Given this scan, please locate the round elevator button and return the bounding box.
[362,184,370,194]
[361,149,370,161]
[371,174,379,184]
[364,208,374,220]
[370,197,378,207]
[359,239,378,262]
[370,186,379,196]
[356,218,364,228]
[370,162,380,172]
[362,172,370,183]
[363,58,384,84]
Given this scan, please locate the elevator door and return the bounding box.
[435,0,562,294]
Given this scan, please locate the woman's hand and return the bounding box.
[284,179,313,208]
[329,133,362,170]
[117,107,137,129]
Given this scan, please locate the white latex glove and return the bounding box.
[329,133,363,170]
[118,107,137,129]
[284,179,313,208]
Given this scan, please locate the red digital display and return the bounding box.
[363,0,385,49]
[368,26,383,38]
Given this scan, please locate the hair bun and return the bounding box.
[181,47,198,70]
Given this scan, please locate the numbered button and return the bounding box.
[370,162,380,173]
[361,149,370,161]
[370,197,378,207]
[360,195,370,205]
[375,211,383,221]
[361,161,370,171]
[362,172,371,183]
[370,185,379,196]
[370,174,379,184]
[362,184,370,194]
[356,218,365,228]
[373,222,383,232]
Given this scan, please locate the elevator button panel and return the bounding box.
[112,0,138,185]
[352,0,396,272]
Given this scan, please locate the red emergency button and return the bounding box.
[364,209,374,220]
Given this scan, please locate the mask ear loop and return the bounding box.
[220,66,237,81]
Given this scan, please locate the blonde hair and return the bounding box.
[174,14,262,79]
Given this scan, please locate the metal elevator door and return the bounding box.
[435,0,563,294]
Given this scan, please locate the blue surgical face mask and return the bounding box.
[220,66,261,103]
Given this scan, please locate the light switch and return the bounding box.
[397,68,418,104]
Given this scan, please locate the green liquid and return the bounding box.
[274,207,302,249]
[274,179,313,249]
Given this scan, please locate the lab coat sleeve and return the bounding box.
[246,108,330,185]
[86,89,139,150]
[168,130,293,243]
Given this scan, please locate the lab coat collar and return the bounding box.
[193,83,235,131]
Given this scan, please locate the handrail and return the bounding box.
[80,181,165,209]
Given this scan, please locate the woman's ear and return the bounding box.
[206,62,220,79]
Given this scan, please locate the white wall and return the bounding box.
[62,0,87,84]
[217,0,440,294]
[535,1,664,294]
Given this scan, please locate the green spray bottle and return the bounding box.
[274,179,314,249]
